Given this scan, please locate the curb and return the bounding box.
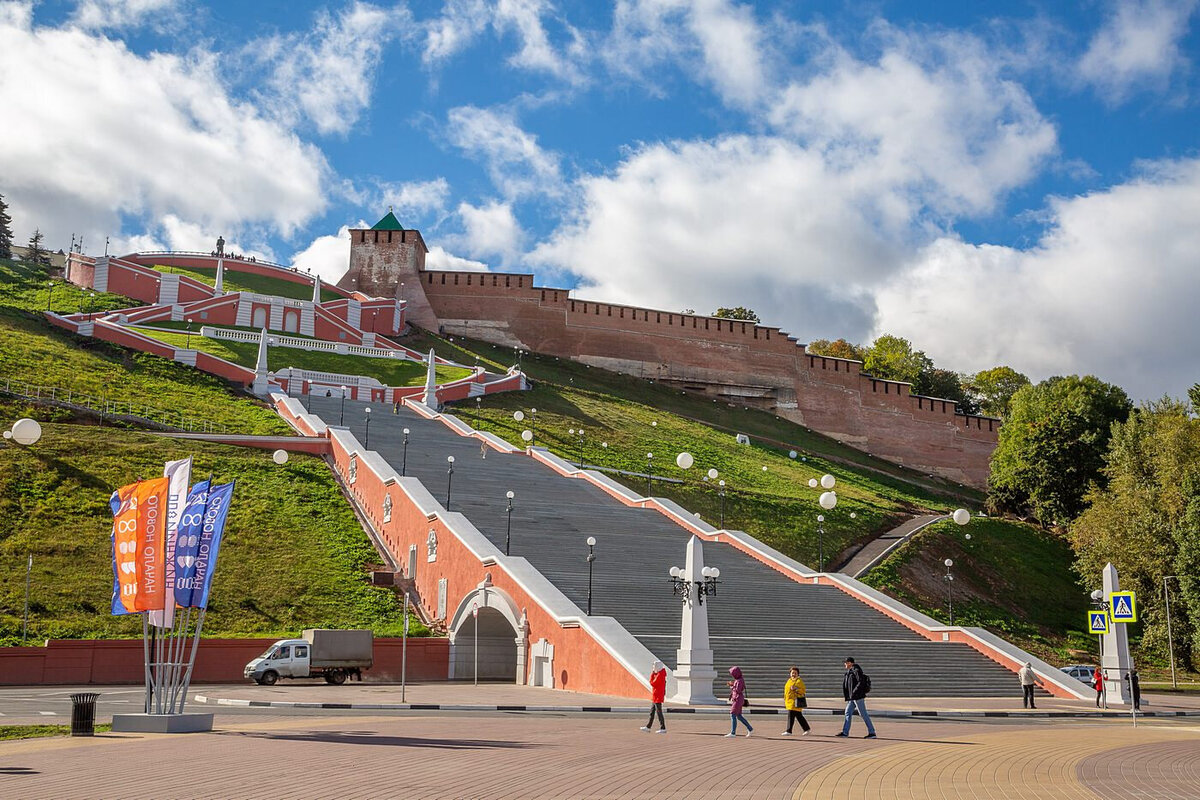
[191,696,1199,718]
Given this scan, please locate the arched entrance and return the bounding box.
[282,309,299,333]
[447,576,529,683]
[251,306,268,329]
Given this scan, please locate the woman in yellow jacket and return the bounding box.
[782,666,811,735]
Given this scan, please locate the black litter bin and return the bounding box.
[70,692,100,736]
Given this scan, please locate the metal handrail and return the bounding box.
[131,250,294,271]
[0,377,230,434]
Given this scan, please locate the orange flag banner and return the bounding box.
[133,477,169,612]
[112,482,141,613]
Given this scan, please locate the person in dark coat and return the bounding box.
[836,657,876,739]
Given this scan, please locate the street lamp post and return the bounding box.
[364,407,372,448]
[1164,575,1179,689]
[718,480,726,528]
[184,318,194,349]
[646,452,653,496]
[569,427,585,468]
[530,408,537,444]
[817,484,837,572]
[1090,588,1109,708]
[944,558,955,625]
[401,428,410,476]
[45,281,54,311]
[445,456,455,509]
[505,491,515,555]
[86,291,95,321]
[586,537,596,615]
[339,385,348,425]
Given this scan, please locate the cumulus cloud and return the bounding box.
[426,245,490,271]
[70,0,180,31]
[250,2,411,136]
[874,158,1200,400]
[457,200,524,262]
[1077,0,1198,103]
[422,0,586,83]
[602,0,770,107]
[446,105,562,198]
[292,225,357,284]
[0,12,328,256]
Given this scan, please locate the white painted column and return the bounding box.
[252,328,271,396]
[422,349,438,407]
[1101,562,1134,706]
[670,535,719,704]
[214,257,225,294]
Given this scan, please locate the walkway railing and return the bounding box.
[132,250,292,271]
[0,378,230,433]
[199,326,418,362]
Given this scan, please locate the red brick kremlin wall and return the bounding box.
[339,228,998,487]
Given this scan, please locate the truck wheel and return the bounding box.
[326,670,347,685]
[259,670,278,686]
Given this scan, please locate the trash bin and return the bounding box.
[70,692,100,736]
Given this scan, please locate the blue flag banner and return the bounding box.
[178,481,235,609]
[172,480,212,608]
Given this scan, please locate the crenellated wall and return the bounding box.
[402,265,999,486]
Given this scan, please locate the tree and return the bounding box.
[713,307,760,323]
[0,193,12,260]
[862,334,932,385]
[987,375,1132,524]
[807,338,865,361]
[1070,399,1200,668]
[25,228,47,266]
[968,366,1031,418]
[1190,383,1200,414]
[913,367,979,415]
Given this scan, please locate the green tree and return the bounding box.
[25,228,47,266]
[862,334,932,384]
[713,306,760,323]
[807,337,864,361]
[988,375,1132,524]
[1070,399,1200,668]
[0,192,12,260]
[1190,382,1200,413]
[968,366,1031,418]
[913,367,979,415]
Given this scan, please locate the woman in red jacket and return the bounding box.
[641,661,667,733]
[1094,666,1105,707]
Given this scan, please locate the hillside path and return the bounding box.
[838,514,943,578]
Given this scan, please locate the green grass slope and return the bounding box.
[155,264,343,302]
[0,426,425,644]
[130,326,471,387]
[860,517,1090,660]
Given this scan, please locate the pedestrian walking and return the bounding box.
[1094,666,1105,708]
[1019,662,1037,709]
[725,666,753,738]
[640,660,667,733]
[836,657,876,739]
[480,440,488,459]
[1128,670,1141,711]
[781,666,810,736]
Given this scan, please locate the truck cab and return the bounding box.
[244,639,310,685]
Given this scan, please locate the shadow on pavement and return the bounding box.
[217,729,535,750]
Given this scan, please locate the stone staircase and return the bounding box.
[311,396,1025,698]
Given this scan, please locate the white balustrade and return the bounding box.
[198,326,415,361]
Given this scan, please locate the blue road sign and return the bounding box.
[1110,591,1137,623]
[1088,610,1110,634]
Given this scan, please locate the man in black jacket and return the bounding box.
[836,657,876,739]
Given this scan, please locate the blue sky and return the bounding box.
[2,0,1198,399]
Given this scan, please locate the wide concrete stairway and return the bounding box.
[315,397,1021,698]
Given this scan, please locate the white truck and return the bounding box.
[244,629,374,685]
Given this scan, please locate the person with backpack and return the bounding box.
[724,666,753,737]
[1019,662,1037,709]
[781,666,811,736]
[640,660,667,733]
[836,656,876,739]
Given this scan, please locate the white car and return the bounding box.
[1060,665,1095,684]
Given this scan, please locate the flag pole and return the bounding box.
[177,607,207,715]
[141,614,153,713]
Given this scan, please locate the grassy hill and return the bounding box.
[155,264,344,302]
[0,426,424,644]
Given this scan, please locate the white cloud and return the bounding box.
[292,225,355,284]
[0,13,329,256]
[251,2,410,136]
[874,158,1200,400]
[426,245,489,271]
[70,0,180,31]
[770,29,1057,218]
[421,0,586,83]
[446,105,562,198]
[601,0,769,107]
[457,200,524,262]
[1078,0,1198,103]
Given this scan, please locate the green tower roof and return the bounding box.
[371,211,404,231]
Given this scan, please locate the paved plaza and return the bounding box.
[2,685,1198,798]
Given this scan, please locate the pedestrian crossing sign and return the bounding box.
[1110,591,1137,623]
[1088,610,1110,634]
